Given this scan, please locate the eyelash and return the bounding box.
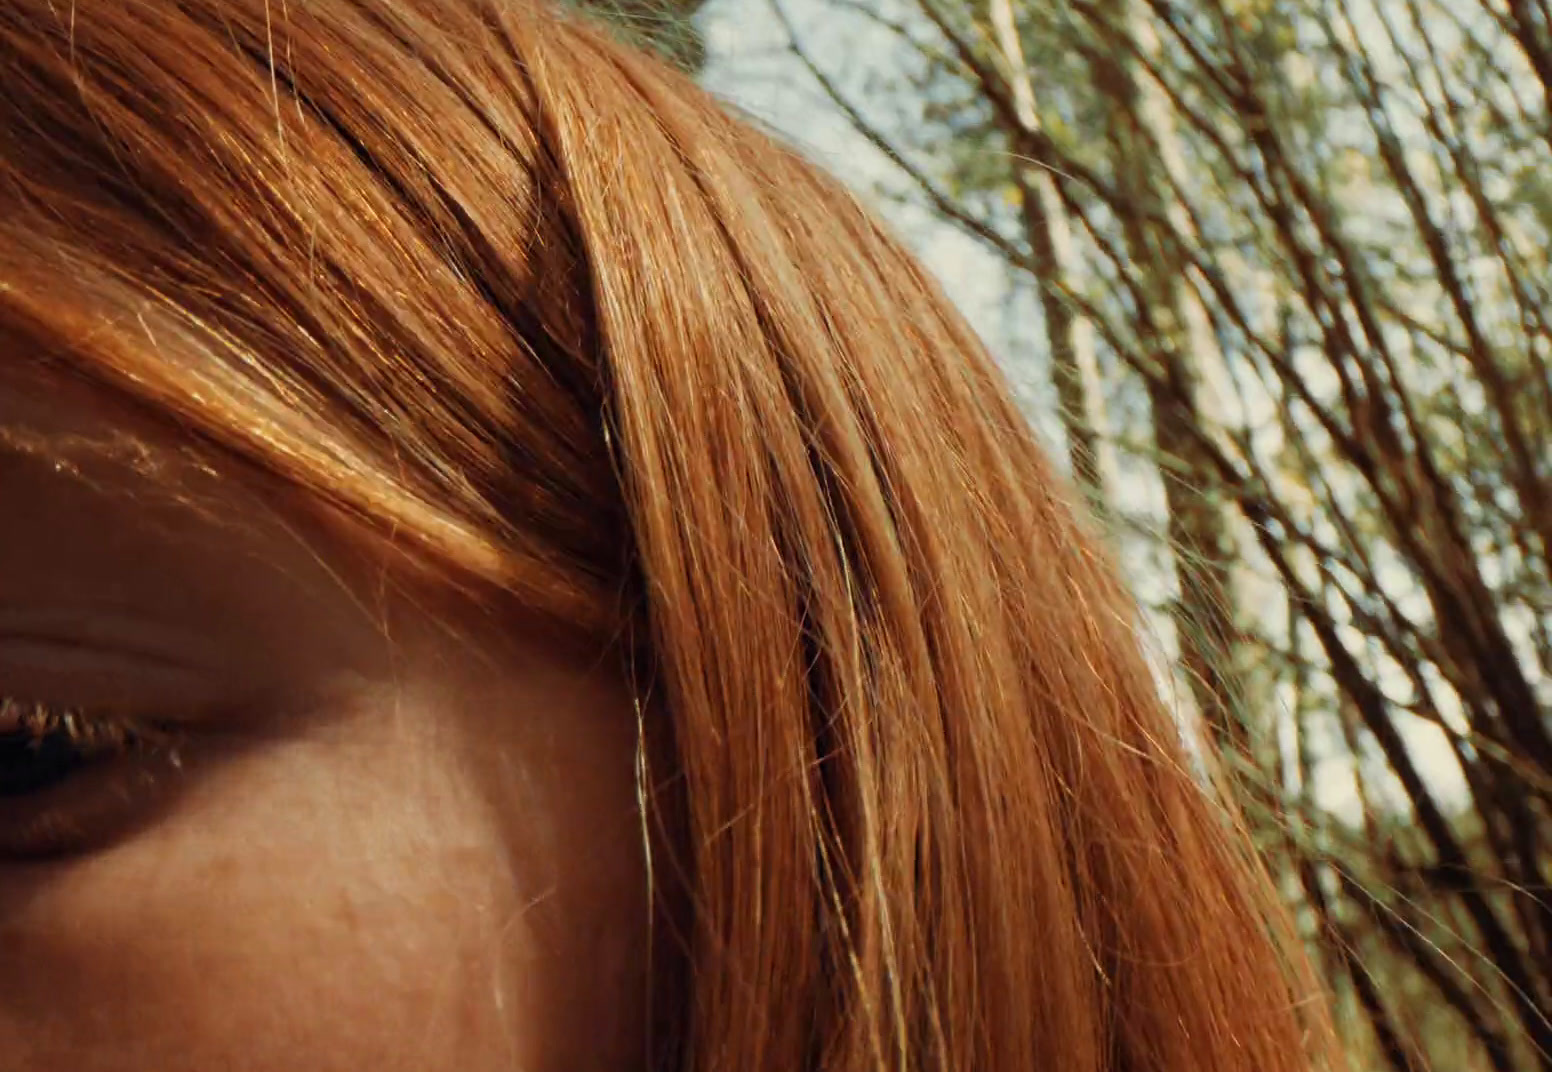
[0,695,183,857]
[3,693,154,742]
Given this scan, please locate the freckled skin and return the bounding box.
[0,375,650,1071]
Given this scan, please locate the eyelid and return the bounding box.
[0,607,243,674]
[0,634,253,727]
[0,706,192,858]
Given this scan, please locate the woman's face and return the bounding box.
[0,369,649,1070]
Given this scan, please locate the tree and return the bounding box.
[756,0,1552,1066]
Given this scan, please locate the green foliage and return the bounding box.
[572,0,709,71]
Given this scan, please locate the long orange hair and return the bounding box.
[0,0,1335,1068]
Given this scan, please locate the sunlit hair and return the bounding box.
[0,0,1336,1068]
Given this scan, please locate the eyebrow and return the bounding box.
[0,413,187,486]
[0,399,273,570]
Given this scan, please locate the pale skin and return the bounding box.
[0,367,649,1070]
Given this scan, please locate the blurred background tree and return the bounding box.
[662,0,1552,1066]
[579,0,711,70]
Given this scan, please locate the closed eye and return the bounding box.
[0,695,186,858]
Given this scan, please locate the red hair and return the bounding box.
[0,0,1336,1067]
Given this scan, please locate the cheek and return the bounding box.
[0,859,512,1072]
[0,727,639,1072]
